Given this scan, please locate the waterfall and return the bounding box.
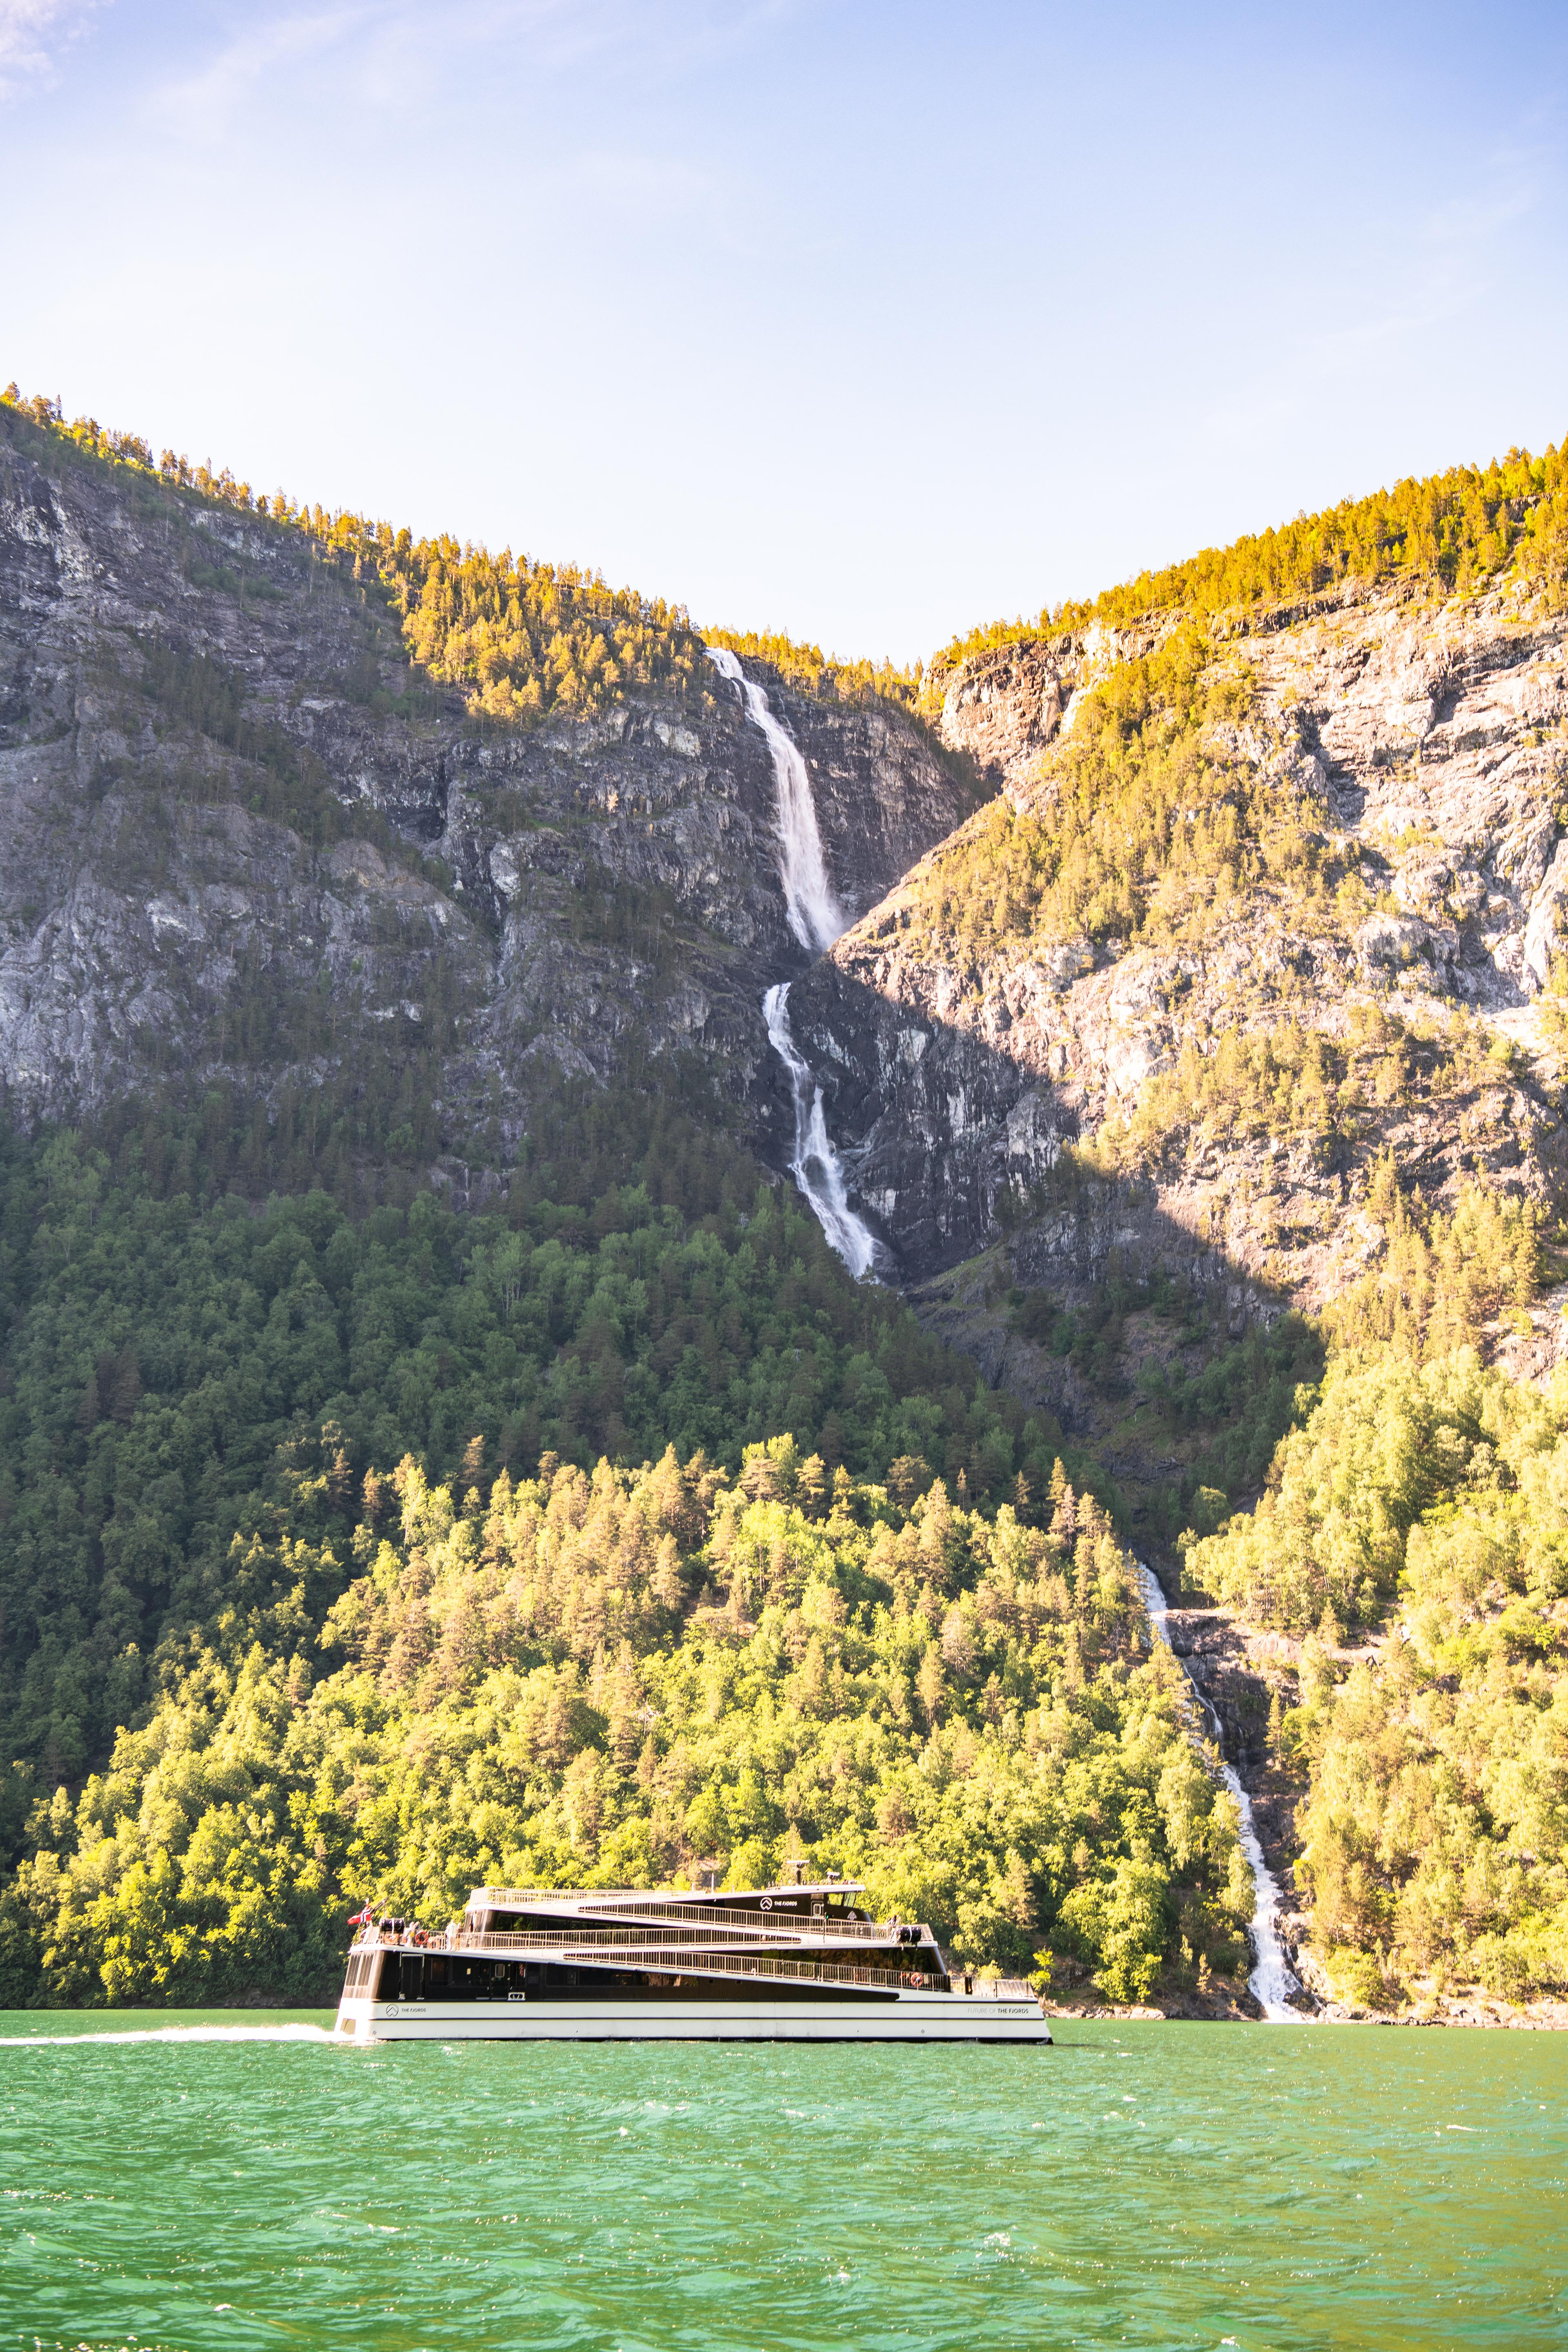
[763,981,886,1281]
[1134,1560,1305,2021]
[707,645,843,955]
[708,645,885,1280]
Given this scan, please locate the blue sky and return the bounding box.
[4,0,1567,662]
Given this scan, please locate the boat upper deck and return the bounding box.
[465,1880,889,1940]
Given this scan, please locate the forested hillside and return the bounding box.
[5,388,709,730]
[0,1105,1065,1795]
[4,1444,1252,2008]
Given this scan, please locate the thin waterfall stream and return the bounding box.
[707,645,887,1278]
[1134,1559,1305,2020]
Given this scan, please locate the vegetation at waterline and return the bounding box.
[2,1448,1252,2007]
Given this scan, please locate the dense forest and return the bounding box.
[0,1111,1067,1795]
[1184,1341,1568,2012]
[4,1107,1228,2004]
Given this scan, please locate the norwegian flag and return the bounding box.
[347,1904,374,1927]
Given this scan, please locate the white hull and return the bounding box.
[335,1994,1051,2045]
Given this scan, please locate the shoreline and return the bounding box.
[1040,1995,1568,2029]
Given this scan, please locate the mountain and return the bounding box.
[4,383,1568,2024]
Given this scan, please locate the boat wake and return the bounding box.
[1134,1560,1306,2021]
[0,2022,337,2048]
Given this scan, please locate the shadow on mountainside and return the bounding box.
[749,960,1324,1547]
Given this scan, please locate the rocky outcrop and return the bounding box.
[0,429,978,1148]
[932,623,1139,790]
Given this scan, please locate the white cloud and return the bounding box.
[141,0,817,141]
[0,0,98,94]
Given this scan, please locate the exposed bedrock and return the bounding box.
[0,443,976,1140]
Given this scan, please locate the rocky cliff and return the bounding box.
[788,579,1568,1333]
[0,416,977,1163]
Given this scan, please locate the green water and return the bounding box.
[2,2014,1564,2351]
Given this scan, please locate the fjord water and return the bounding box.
[5,2015,1564,2351]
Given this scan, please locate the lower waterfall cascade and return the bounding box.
[762,981,887,1280]
[1135,1561,1306,2021]
[708,643,884,1277]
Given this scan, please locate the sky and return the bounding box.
[4,0,1568,664]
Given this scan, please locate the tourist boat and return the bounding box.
[334,1875,1051,2044]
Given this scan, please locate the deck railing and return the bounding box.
[419,1935,1036,2002]
[447,1920,894,1958]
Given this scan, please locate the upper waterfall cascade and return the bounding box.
[706,645,885,1279]
[1135,1561,1305,2022]
[706,645,844,956]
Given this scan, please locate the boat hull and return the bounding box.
[335,1994,1051,2045]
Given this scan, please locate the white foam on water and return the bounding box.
[707,645,843,955]
[709,643,885,1281]
[0,2022,337,2047]
[1135,1559,1306,2022]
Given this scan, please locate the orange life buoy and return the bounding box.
[909,1969,925,1989]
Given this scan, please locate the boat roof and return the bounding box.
[470,1880,867,1906]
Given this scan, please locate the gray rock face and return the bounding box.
[0,428,977,1148]
[785,580,1568,1302]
